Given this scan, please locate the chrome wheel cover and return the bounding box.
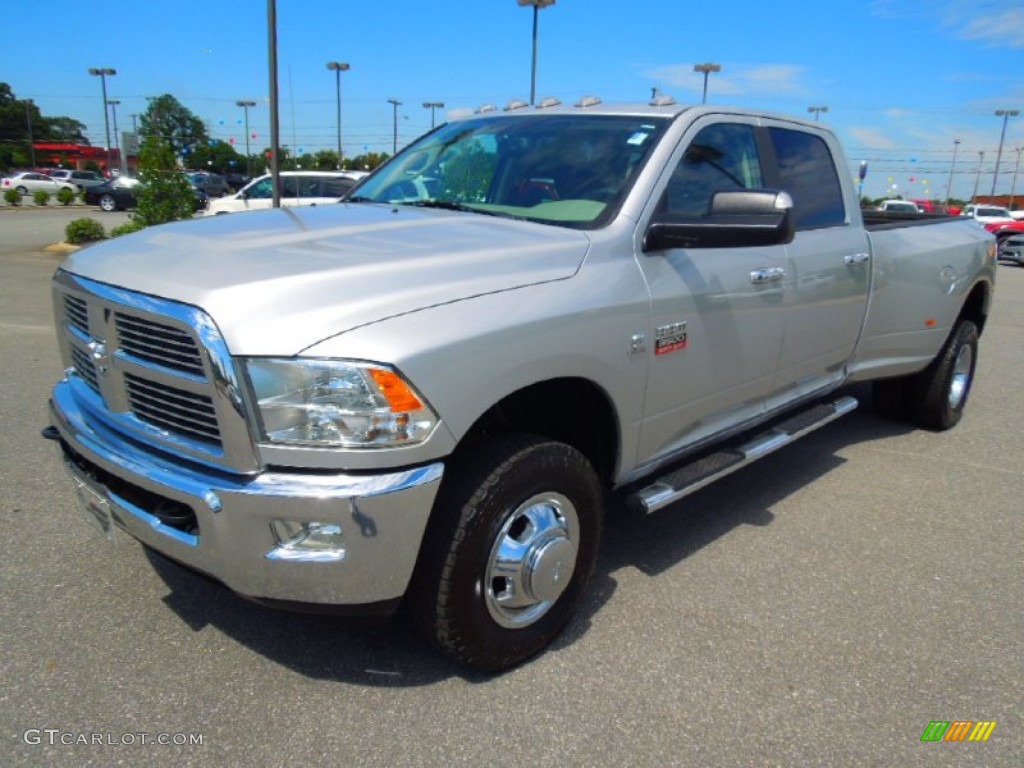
[484,492,580,629]
[948,343,973,410]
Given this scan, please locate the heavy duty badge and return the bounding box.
[655,321,688,355]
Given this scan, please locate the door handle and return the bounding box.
[750,267,786,285]
[844,252,870,266]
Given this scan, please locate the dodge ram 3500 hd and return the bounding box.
[45,98,996,672]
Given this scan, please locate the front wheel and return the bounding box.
[410,435,604,672]
[98,194,118,212]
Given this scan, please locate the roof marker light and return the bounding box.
[575,95,603,108]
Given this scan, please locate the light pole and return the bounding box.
[945,138,960,203]
[326,61,350,169]
[972,151,985,203]
[807,105,828,121]
[388,98,402,154]
[267,0,281,208]
[1010,147,1022,210]
[24,99,36,167]
[235,100,256,178]
[517,0,556,105]
[991,109,1019,196]
[88,67,116,175]
[422,101,444,129]
[107,99,124,175]
[693,63,721,104]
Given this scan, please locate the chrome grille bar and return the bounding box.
[115,313,205,376]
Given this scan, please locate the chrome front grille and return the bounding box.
[124,373,220,445]
[115,313,206,377]
[53,271,259,473]
[64,295,89,335]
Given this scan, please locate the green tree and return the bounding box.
[185,139,244,174]
[0,82,91,169]
[133,136,196,226]
[139,94,208,156]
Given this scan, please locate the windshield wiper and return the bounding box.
[403,200,499,216]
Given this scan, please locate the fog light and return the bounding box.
[267,521,346,562]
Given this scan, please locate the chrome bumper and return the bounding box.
[48,379,444,607]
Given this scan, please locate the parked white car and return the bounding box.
[2,172,76,196]
[961,204,1014,224]
[878,199,920,213]
[205,171,367,215]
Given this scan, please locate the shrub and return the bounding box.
[110,220,146,238]
[33,189,50,206]
[134,136,196,225]
[4,188,20,206]
[65,218,106,244]
[57,187,76,206]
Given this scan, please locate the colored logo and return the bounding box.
[920,721,997,742]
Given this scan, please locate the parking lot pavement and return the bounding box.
[0,205,133,252]
[1,243,1021,766]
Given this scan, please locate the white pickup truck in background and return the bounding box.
[46,98,996,671]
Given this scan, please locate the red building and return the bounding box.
[32,142,135,175]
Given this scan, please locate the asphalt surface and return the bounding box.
[1,209,1021,767]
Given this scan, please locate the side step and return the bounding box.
[629,396,858,514]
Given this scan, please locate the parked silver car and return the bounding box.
[49,169,108,191]
[1000,232,1024,265]
[2,172,76,196]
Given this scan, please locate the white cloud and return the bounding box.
[645,63,806,99]
[848,126,897,149]
[872,0,1024,48]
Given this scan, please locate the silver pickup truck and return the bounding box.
[46,99,996,672]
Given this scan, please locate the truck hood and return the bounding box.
[62,203,591,355]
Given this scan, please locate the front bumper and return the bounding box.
[48,378,444,608]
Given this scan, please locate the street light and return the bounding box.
[807,105,828,121]
[1010,147,1022,210]
[991,109,1019,196]
[88,67,117,175]
[24,99,35,167]
[387,99,402,154]
[326,61,350,169]
[945,138,961,203]
[693,63,721,104]
[107,99,124,175]
[517,0,556,105]
[422,101,445,129]
[972,151,985,203]
[235,100,256,178]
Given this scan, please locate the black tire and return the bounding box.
[910,319,979,430]
[98,194,118,212]
[410,435,604,673]
[16,185,28,195]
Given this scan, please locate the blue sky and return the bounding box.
[6,0,1023,199]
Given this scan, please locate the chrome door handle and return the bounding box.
[844,252,870,266]
[750,267,786,285]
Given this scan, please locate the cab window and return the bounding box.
[767,128,846,229]
[662,123,763,217]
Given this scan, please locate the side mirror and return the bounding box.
[643,189,795,251]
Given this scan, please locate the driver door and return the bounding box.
[634,119,788,466]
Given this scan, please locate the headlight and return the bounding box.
[245,359,438,448]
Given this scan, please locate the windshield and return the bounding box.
[352,113,669,229]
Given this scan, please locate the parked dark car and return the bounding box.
[185,171,230,198]
[84,177,209,212]
[223,172,252,193]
